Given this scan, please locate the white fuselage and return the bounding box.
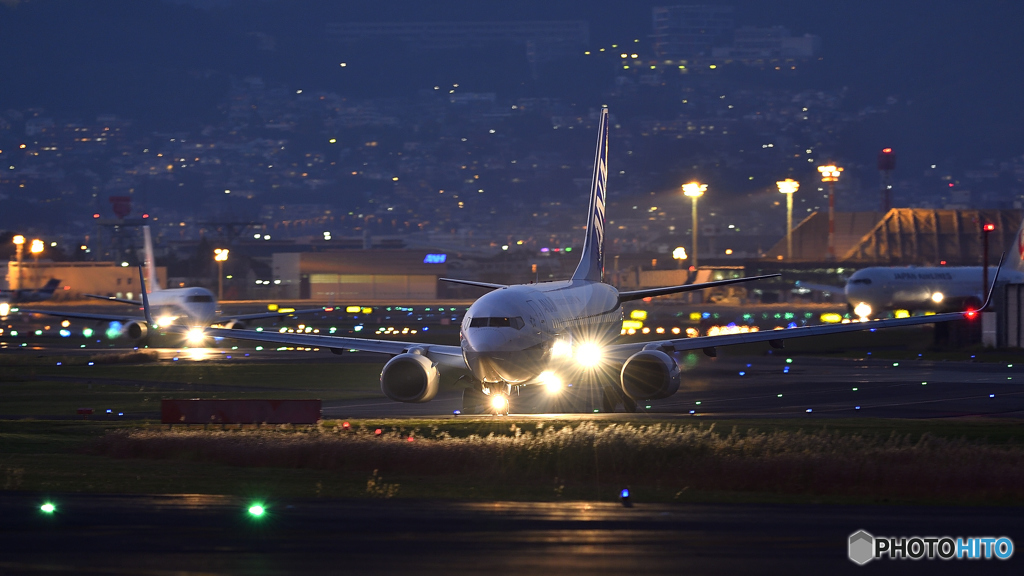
[147,287,219,327]
[845,266,1024,314]
[460,280,622,384]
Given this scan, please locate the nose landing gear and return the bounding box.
[462,382,512,415]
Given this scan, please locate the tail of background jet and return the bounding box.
[142,226,161,292]
[37,278,61,296]
[570,108,609,283]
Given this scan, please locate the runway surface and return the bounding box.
[1,493,1019,575]
[323,355,1024,419]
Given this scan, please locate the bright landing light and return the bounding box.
[186,327,206,346]
[931,292,944,304]
[490,394,509,413]
[853,302,872,320]
[538,370,563,394]
[575,342,603,368]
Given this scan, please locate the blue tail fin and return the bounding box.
[571,108,609,282]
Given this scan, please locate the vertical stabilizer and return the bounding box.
[571,108,609,282]
[142,226,161,291]
[1013,216,1024,273]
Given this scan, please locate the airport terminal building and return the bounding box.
[272,250,448,300]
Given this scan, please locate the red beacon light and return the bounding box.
[965,310,978,320]
[984,224,996,232]
[92,213,100,219]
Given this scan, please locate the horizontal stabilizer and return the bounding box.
[439,278,507,291]
[617,273,780,302]
[84,294,142,306]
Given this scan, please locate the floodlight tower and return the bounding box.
[12,235,25,290]
[682,182,707,268]
[817,164,843,260]
[878,148,896,211]
[214,249,229,300]
[776,178,799,260]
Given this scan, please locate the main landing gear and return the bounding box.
[601,387,637,413]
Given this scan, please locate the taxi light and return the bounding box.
[346,305,361,313]
[820,313,843,324]
[186,327,205,345]
[629,309,647,320]
[40,502,56,514]
[622,320,643,330]
[931,292,944,304]
[575,342,602,368]
[853,302,872,319]
[894,309,910,319]
[248,503,266,517]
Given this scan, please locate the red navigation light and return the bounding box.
[984,224,996,231]
[948,183,954,187]
[374,428,382,436]
[940,260,947,265]
[143,213,149,219]
[965,310,978,320]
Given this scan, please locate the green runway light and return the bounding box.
[248,503,266,517]
[40,502,56,514]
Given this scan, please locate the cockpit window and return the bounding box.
[469,316,524,329]
[850,278,872,285]
[186,295,214,303]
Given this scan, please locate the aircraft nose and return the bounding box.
[464,328,508,354]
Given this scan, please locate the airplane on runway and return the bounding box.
[1,278,61,305]
[20,226,319,343]
[143,108,999,414]
[844,219,1024,318]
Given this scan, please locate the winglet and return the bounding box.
[979,252,1005,312]
[138,265,155,327]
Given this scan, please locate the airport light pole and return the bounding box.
[214,248,229,301]
[982,223,995,296]
[29,239,44,289]
[12,235,24,290]
[776,178,800,260]
[817,165,843,260]
[682,182,707,269]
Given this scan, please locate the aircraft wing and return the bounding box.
[605,309,977,362]
[439,278,508,290]
[201,327,467,369]
[217,308,325,322]
[19,308,141,323]
[617,274,780,302]
[607,255,1003,362]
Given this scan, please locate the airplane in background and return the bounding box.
[844,219,1024,318]
[0,278,62,316]
[141,108,996,414]
[1,278,61,305]
[20,226,319,342]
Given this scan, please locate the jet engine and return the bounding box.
[620,349,681,400]
[380,352,440,403]
[126,321,148,340]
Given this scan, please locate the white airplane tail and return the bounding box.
[570,108,609,283]
[1012,216,1024,273]
[142,226,161,292]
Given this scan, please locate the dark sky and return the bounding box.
[2,0,1022,166]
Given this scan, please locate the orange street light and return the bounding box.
[817,164,843,259]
